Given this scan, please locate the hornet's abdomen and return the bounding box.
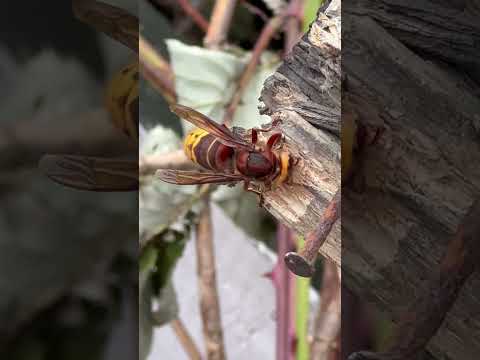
[183,128,234,171]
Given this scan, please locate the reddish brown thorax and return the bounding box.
[236,150,275,178]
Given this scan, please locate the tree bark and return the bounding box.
[343,14,480,360]
[260,0,341,267]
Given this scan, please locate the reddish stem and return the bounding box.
[178,0,210,32]
[268,224,296,360]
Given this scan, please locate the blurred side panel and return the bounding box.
[0,1,139,359]
[342,1,480,359]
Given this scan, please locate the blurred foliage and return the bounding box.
[303,0,324,32]
[0,1,138,359]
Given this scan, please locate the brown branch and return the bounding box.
[196,200,226,360]
[177,0,210,32]
[204,0,238,48]
[239,0,270,22]
[284,0,304,54]
[222,12,288,126]
[139,35,177,105]
[139,150,191,175]
[0,109,131,172]
[72,0,138,53]
[284,188,341,277]
[349,198,480,360]
[171,318,203,360]
[311,259,341,360]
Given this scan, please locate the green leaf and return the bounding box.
[139,273,153,360]
[139,125,198,245]
[151,280,178,327]
[140,245,158,274]
[166,39,280,130]
[151,231,188,295]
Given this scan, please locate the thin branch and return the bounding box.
[139,35,177,105]
[139,150,191,175]
[196,200,226,360]
[72,0,138,53]
[0,109,130,172]
[177,0,210,32]
[171,318,203,360]
[239,0,270,22]
[204,0,238,48]
[311,259,341,360]
[222,12,288,126]
[284,0,304,54]
[267,223,296,360]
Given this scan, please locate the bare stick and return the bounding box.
[284,0,303,54]
[171,318,203,360]
[284,188,341,277]
[139,35,177,105]
[177,0,210,32]
[72,0,138,52]
[310,259,341,360]
[204,0,238,48]
[239,0,269,22]
[196,200,226,360]
[0,109,131,171]
[275,224,296,360]
[222,13,288,126]
[139,150,191,175]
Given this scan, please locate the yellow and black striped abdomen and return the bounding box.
[183,128,233,171]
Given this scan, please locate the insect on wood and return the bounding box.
[156,104,294,203]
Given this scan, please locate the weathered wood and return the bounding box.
[345,0,480,78]
[261,2,340,133]
[343,15,480,360]
[259,0,341,267]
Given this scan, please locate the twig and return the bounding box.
[239,0,270,22]
[0,109,130,171]
[310,258,341,360]
[266,224,296,360]
[140,150,191,175]
[284,0,304,54]
[284,188,341,277]
[72,0,138,53]
[171,318,203,360]
[196,200,226,360]
[177,0,210,32]
[349,198,480,360]
[139,35,177,105]
[222,12,288,126]
[204,0,238,48]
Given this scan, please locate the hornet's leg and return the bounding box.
[243,180,265,207]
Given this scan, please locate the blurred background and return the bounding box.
[0,1,137,359]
